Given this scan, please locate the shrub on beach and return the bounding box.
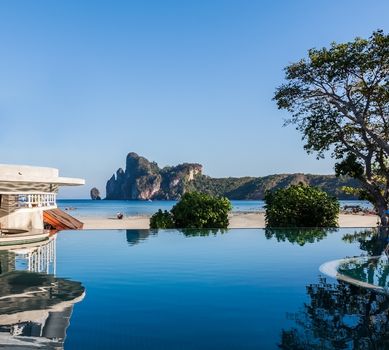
[171,192,232,229]
[149,192,232,229]
[150,209,175,229]
[264,184,339,227]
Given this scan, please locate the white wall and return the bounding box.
[0,208,44,230]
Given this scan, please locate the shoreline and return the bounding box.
[80,212,380,230]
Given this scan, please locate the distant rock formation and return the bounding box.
[90,187,101,200]
[106,152,202,200]
[105,152,360,200]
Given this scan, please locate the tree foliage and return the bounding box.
[265,184,339,227]
[149,210,175,229]
[150,192,232,229]
[274,30,389,226]
[188,173,358,200]
[171,192,231,228]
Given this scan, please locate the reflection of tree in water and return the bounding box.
[342,228,386,256]
[265,228,335,246]
[280,229,389,348]
[279,277,389,349]
[341,229,389,291]
[338,256,389,290]
[126,229,157,246]
[144,228,227,238]
[178,228,227,237]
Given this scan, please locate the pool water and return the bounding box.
[1,228,388,349]
[337,255,389,290]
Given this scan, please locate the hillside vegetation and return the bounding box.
[104,152,359,200]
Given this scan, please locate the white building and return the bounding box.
[0,164,84,243]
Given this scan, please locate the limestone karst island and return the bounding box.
[104,152,359,201]
[1,2,388,349]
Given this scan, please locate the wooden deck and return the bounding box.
[43,208,83,230]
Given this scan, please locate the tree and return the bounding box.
[149,210,175,229]
[274,30,389,228]
[171,192,232,228]
[149,192,232,229]
[265,184,339,227]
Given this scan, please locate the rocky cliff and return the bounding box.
[106,152,202,200]
[90,187,101,200]
[105,152,360,200]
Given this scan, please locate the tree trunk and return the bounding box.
[377,204,389,239]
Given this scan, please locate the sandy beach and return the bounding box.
[81,212,380,230]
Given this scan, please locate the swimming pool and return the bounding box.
[0,228,387,349]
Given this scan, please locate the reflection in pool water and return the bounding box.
[342,229,388,256]
[264,227,335,245]
[0,236,56,275]
[338,255,389,290]
[1,227,388,349]
[279,276,389,349]
[0,237,85,349]
[126,229,156,246]
[318,229,389,293]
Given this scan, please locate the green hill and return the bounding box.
[104,152,359,200]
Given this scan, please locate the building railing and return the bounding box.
[17,193,57,208]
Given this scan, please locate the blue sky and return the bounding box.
[0,0,388,198]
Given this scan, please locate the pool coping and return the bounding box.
[319,256,387,294]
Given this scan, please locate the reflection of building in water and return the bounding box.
[0,237,84,349]
[0,236,56,275]
[14,235,56,274]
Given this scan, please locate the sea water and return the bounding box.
[57,199,372,219]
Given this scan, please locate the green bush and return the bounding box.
[172,192,232,228]
[149,192,232,229]
[265,184,339,227]
[149,209,175,229]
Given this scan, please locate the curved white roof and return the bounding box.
[0,164,85,186]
